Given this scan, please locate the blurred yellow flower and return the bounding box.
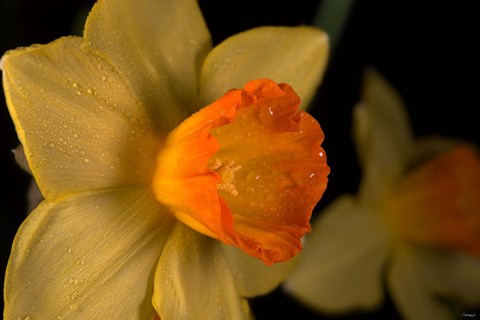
[285,69,480,320]
[1,0,330,319]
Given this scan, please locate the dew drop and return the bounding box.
[72,83,80,89]
[86,88,95,95]
[73,133,79,139]
[64,247,72,253]
[48,142,56,150]
[96,63,103,70]
[101,75,108,82]
[246,172,257,182]
[76,91,82,96]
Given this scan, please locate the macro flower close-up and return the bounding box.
[285,70,480,320]
[3,1,478,319]
[0,0,331,318]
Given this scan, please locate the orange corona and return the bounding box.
[153,78,330,264]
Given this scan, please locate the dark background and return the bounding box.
[1,1,478,318]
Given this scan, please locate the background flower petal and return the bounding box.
[221,244,297,298]
[153,223,251,320]
[84,0,212,127]
[387,245,454,320]
[284,195,390,312]
[413,248,480,308]
[354,69,414,207]
[199,26,329,110]
[4,188,173,320]
[2,37,162,200]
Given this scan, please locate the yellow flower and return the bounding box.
[2,0,330,319]
[285,69,480,320]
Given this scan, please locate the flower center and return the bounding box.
[208,159,241,196]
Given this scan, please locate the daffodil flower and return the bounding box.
[285,69,480,320]
[2,0,330,318]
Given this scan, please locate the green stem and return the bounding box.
[313,0,357,57]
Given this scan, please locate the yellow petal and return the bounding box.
[221,244,297,297]
[200,26,329,109]
[285,195,390,312]
[354,69,414,207]
[421,250,480,306]
[4,188,173,319]
[388,245,454,320]
[84,0,212,127]
[153,223,250,320]
[2,37,161,200]
[354,68,413,166]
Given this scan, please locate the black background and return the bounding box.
[1,1,478,318]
